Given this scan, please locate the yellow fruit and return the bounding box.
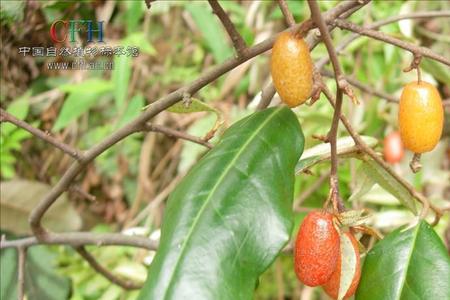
[271,31,313,107]
[398,81,444,153]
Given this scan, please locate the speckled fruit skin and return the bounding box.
[294,211,340,287]
[271,31,313,108]
[322,232,361,300]
[399,81,444,153]
[383,131,404,164]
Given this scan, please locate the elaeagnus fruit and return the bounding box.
[398,81,444,153]
[294,211,340,286]
[271,31,313,107]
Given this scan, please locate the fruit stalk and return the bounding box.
[308,0,348,212]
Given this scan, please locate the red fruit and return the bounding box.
[383,131,404,164]
[294,211,340,286]
[322,232,361,300]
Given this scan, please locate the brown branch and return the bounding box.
[208,0,247,57]
[308,0,346,212]
[76,247,143,290]
[278,0,296,27]
[69,186,97,202]
[317,11,450,70]
[144,0,155,9]
[18,247,27,300]
[257,83,276,111]
[0,232,158,250]
[142,123,213,149]
[321,86,442,224]
[0,109,83,161]
[332,19,450,67]
[28,0,366,242]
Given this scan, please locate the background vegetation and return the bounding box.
[1,1,449,299]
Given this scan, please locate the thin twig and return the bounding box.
[278,0,296,27]
[316,11,450,70]
[308,0,347,212]
[321,69,398,103]
[76,247,143,290]
[0,232,158,250]
[257,83,276,110]
[208,0,247,57]
[0,109,83,160]
[17,247,27,300]
[69,186,97,202]
[142,123,213,149]
[28,0,366,241]
[332,19,450,67]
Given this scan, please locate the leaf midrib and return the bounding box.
[396,223,420,300]
[162,107,283,299]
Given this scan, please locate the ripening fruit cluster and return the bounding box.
[294,211,361,300]
[270,32,444,157]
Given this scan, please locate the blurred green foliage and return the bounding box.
[1,0,449,299]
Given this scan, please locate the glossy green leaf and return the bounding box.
[138,107,304,300]
[356,221,450,300]
[359,157,417,214]
[0,246,71,300]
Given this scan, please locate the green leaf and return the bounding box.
[359,157,417,214]
[124,1,145,33]
[2,92,31,136]
[123,32,156,56]
[186,3,233,63]
[421,57,450,85]
[0,1,25,23]
[58,78,112,94]
[0,179,82,234]
[53,91,99,131]
[296,136,377,173]
[167,98,217,114]
[138,107,304,299]
[348,163,375,202]
[0,246,71,300]
[356,221,450,300]
[116,94,145,129]
[112,54,132,110]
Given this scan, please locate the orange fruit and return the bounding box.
[322,232,361,300]
[271,31,313,107]
[398,81,444,153]
[294,211,340,286]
